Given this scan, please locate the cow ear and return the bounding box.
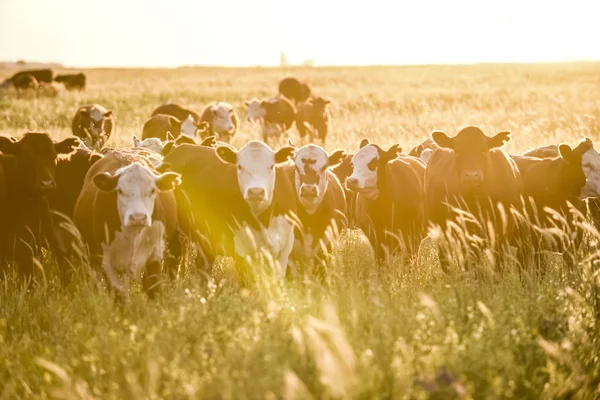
[155,172,182,191]
[104,110,113,118]
[0,136,20,154]
[382,144,402,162]
[176,135,196,145]
[328,149,346,167]
[274,146,295,164]
[55,137,80,154]
[196,121,210,132]
[132,135,141,147]
[558,144,575,162]
[166,132,175,141]
[156,162,172,173]
[200,136,217,147]
[489,131,511,149]
[162,141,175,156]
[431,131,454,149]
[244,100,250,106]
[359,138,369,148]
[216,146,237,164]
[93,172,119,192]
[89,153,103,165]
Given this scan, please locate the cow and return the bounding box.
[285,144,347,277]
[408,138,438,165]
[245,96,296,144]
[198,102,239,143]
[425,126,523,271]
[278,77,312,105]
[346,139,426,263]
[163,141,297,284]
[73,151,182,299]
[515,138,600,267]
[0,133,83,279]
[295,97,331,144]
[54,73,86,90]
[151,103,200,124]
[71,104,115,151]
[142,114,208,142]
[11,74,39,90]
[133,134,215,158]
[8,69,53,84]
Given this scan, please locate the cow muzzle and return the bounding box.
[461,170,483,185]
[246,187,266,202]
[300,185,318,199]
[126,212,151,227]
[346,177,360,191]
[39,180,56,191]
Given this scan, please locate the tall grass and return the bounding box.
[1,63,600,398]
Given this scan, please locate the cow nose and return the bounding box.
[346,177,359,190]
[462,170,482,183]
[128,213,149,226]
[301,185,318,198]
[247,187,266,201]
[40,180,56,191]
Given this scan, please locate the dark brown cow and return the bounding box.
[73,151,181,298]
[296,97,331,144]
[278,77,312,105]
[72,104,115,151]
[285,144,347,276]
[9,69,53,84]
[346,139,426,261]
[142,114,209,142]
[151,103,200,124]
[54,73,86,90]
[12,74,39,90]
[199,102,239,143]
[0,133,82,278]
[330,153,357,227]
[163,141,297,284]
[425,126,522,271]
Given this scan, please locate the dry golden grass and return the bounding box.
[1,63,600,399]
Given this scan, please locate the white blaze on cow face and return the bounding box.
[133,135,164,154]
[180,115,197,138]
[245,98,267,122]
[93,162,181,228]
[581,148,600,198]
[217,141,294,216]
[346,144,380,199]
[293,145,331,214]
[419,148,433,165]
[211,103,235,133]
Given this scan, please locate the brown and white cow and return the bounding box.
[151,103,200,124]
[425,126,522,271]
[285,144,347,275]
[346,139,426,262]
[142,114,208,142]
[245,96,297,144]
[163,141,297,283]
[73,152,181,298]
[71,104,115,151]
[199,102,239,143]
[296,97,331,144]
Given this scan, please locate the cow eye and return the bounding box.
[237,165,242,171]
[148,188,156,196]
[117,188,124,195]
[270,164,275,170]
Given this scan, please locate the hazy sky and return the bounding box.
[1,0,599,67]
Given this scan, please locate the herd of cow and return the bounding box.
[1,68,86,91]
[1,74,600,300]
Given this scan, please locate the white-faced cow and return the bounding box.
[245,96,296,144]
[71,104,115,151]
[199,102,239,143]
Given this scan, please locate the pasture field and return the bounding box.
[1,63,600,399]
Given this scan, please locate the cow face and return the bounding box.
[245,98,266,122]
[217,141,294,215]
[293,145,345,214]
[432,126,510,188]
[133,135,164,154]
[310,97,331,113]
[0,133,79,193]
[86,108,113,138]
[346,139,402,199]
[211,103,235,134]
[93,162,181,228]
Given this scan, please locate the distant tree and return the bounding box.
[303,59,314,67]
[280,52,289,67]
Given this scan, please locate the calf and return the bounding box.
[346,139,426,262]
[71,104,115,151]
[73,152,181,298]
[245,96,297,143]
[142,114,208,142]
[0,133,82,277]
[278,77,312,105]
[199,102,239,143]
[425,126,522,271]
[151,103,200,124]
[296,97,331,144]
[286,145,347,275]
[163,141,296,283]
[54,73,86,90]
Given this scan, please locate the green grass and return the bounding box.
[1,63,600,399]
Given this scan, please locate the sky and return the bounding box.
[1,0,599,67]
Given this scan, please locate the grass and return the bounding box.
[1,63,600,399]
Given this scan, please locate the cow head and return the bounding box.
[216,140,294,215]
[346,139,402,199]
[298,83,312,103]
[133,135,164,154]
[93,162,181,228]
[293,145,346,214]
[309,96,331,113]
[562,137,600,199]
[209,102,236,136]
[432,126,510,188]
[83,106,113,149]
[245,98,267,122]
[0,132,79,193]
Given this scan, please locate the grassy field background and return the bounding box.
[1,63,600,399]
